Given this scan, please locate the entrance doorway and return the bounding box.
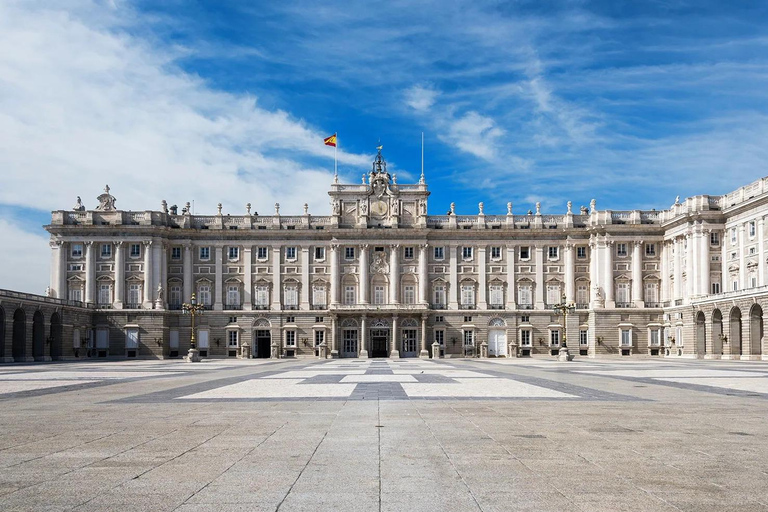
[488,329,507,357]
[370,329,388,358]
[401,329,417,357]
[342,329,358,358]
[254,329,271,358]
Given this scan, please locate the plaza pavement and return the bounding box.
[2,357,768,511]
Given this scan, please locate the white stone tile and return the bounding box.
[340,375,418,383]
[176,379,356,399]
[0,371,179,380]
[575,369,762,378]
[0,380,99,394]
[401,378,577,398]
[264,370,367,379]
[659,377,768,394]
[391,370,494,378]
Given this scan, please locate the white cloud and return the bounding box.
[0,220,50,294]
[443,111,505,161]
[405,84,438,111]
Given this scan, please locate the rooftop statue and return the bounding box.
[95,185,117,211]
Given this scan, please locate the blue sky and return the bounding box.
[1,0,768,293]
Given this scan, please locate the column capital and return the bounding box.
[114,240,123,247]
[634,240,644,247]
[84,240,94,247]
[50,240,63,248]
[143,240,153,247]
[390,243,401,250]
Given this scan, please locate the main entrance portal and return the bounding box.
[254,330,271,359]
[371,329,388,358]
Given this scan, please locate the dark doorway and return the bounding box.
[12,308,26,361]
[370,329,388,358]
[33,311,45,361]
[254,330,271,358]
[0,306,5,360]
[50,313,62,360]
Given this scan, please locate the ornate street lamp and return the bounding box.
[552,294,576,362]
[182,292,205,362]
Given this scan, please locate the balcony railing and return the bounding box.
[519,304,533,310]
[431,303,446,309]
[283,305,299,310]
[488,304,504,310]
[575,303,589,309]
[224,304,243,310]
[169,304,182,310]
[312,304,327,310]
[644,302,662,308]
[97,304,112,309]
[615,302,632,308]
[124,303,141,309]
[253,304,269,310]
[459,304,476,310]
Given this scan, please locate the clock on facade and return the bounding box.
[370,199,388,217]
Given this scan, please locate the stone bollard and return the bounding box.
[240,342,251,359]
[319,342,328,359]
[270,341,279,359]
[480,341,488,358]
[432,342,441,359]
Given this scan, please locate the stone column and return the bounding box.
[535,244,545,308]
[660,241,669,304]
[50,241,65,300]
[114,241,124,308]
[700,230,710,296]
[301,246,310,310]
[506,245,516,309]
[418,244,428,304]
[243,246,252,310]
[272,246,282,310]
[632,240,643,307]
[359,244,369,304]
[330,243,339,305]
[419,314,429,358]
[157,242,167,309]
[739,224,746,290]
[673,237,682,301]
[360,315,368,358]
[390,315,399,358]
[691,229,700,297]
[214,246,223,310]
[604,240,614,306]
[449,245,458,309]
[477,245,487,309]
[564,243,574,303]
[330,314,338,358]
[142,240,153,308]
[389,244,400,304]
[759,218,765,286]
[685,233,694,301]
[85,241,96,304]
[183,243,193,303]
[721,232,728,292]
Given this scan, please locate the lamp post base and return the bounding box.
[185,348,201,363]
[557,346,573,362]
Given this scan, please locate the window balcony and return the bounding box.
[124,303,142,309]
[202,305,214,310]
[575,303,589,309]
[615,302,632,308]
[224,304,243,310]
[283,305,299,310]
[518,303,533,310]
[254,304,269,310]
[488,304,504,310]
[644,302,662,308]
[169,304,182,310]
[97,304,112,309]
[312,304,327,310]
[459,304,476,310]
[431,303,446,309]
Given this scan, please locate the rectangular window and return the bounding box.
[101,244,111,258]
[434,247,444,260]
[520,247,530,260]
[461,285,474,306]
[198,285,211,306]
[170,286,181,307]
[345,247,355,260]
[403,247,414,259]
[491,247,501,260]
[712,282,721,294]
[521,315,530,323]
[579,330,588,346]
[710,232,720,246]
[171,247,181,260]
[749,221,756,237]
[435,315,444,323]
[315,247,325,260]
[577,285,588,305]
[284,285,298,306]
[313,285,326,307]
[751,276,758,288]
[577,246,587,259]
[256,285,269,306]
[98,284,111,304]
[518,285,532,306]
[126,328,139,349]
[169,330,179,350]
[285,247,297,260]
[435,329,444,346]
[257,247,268,260]
[228,330,239,348]
[645,243,656,256]
[433,285,445,306]
[130,243,141,258]
[128,284,141,306]
[314,330,325,346]
[489,284,503,306]
[71,243,83,258]
[731,227,737,245]
[344,286,356,305]
[285,330,295,347]
[616,243,627,257]
[228,246,239,260]
[620,329,632,347]
[227,286,240,306]
[463,316,472,322]
[199,247,210,260]
[403,285,415,304]
[520,330,531,346]
[374,285,385,305]
[649,329,660,346]
[550,330,560,346]
[546,284,560,305]
[462,247,473,260]
[644,282,658,304]
[463,330,474,347]
[733,281,739,291]
[548,246,558,259]
[617,282,630,304]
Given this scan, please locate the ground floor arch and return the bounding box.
[33,310,45,361]
[712,309,723,356]
[50,312,63,360]
[730,307,742,357]
[12,308,26,361]
[750,304,763,357]
[695,311,706,358]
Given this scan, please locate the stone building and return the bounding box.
[3,149,766,361]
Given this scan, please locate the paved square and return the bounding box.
[2,358,768,511]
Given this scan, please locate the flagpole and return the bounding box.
[420,132,425,184]
[334,133,338,183]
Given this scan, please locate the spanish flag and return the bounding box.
[324,134,337,147]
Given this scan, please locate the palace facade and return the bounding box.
[2,149,768,362]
